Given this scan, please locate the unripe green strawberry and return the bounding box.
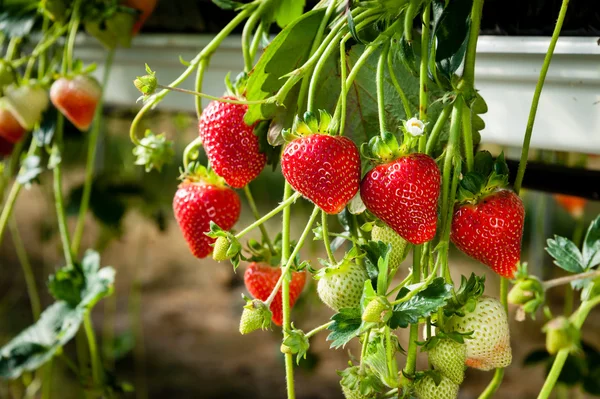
[414,374,459,399]
[362,296,391,323]
[428,339,466,385]
[212,236,231,261]
[371,224,409,270]
[239,298,272,335]
[543,316,580,355]
[444,296,512,371]
[316,260,368,311]
[338,365,383,399]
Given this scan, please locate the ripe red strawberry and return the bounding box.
[0,136,14,157]
[199,98,266,188]
[50,75,102,131]
[244,262,306,326]
[451,189,524,278]
[173,179,241,259]
[360,153,441,244]
[554,194,586,219]
[281,111,360,214]
[0,99,26,143]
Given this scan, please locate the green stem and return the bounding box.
[130,5,256,145]
[403,245,422,378]
[513,0,570,194]
[182,136,203,170]
[155,84,273,104]
[9,218,41,320]
[243,184,274,252]
[194,58,209,119]
[265,206,320,306]
[543,269,600,290]
[83,313,103,388]
[339,39,348,135]
[280,182,294,399]
[462,104,474,172]
[462,0,485,85]
[65,0,83,74]
[537,296,600,399]
[71,48,116,256]
[439,97,463,231]
[102,291,117,369]
[53,115,74,266]
[41,361,52,399]
[321,210,336,264]
[387,45,412,119]
[235,192,301,239]
[418,2,431,153]
[425,104,451,155]
[305,321,334,339]
[376,42,390,136]
[249,21,264,62]
[360,328,372,372]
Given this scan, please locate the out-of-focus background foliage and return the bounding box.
[1,0,600,398]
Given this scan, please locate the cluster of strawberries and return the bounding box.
[0,75,101,155]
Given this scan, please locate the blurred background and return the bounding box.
[1,0,600,398]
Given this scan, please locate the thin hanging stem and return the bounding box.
[321,210,336,264]
[339,39,348,135]
[243,185,274,252]
[84,313,103,387]
[387,47,412,118]
[235,192,301,239]
[194,58,209,119]
[53,115,74,267]
[403,245,422,378]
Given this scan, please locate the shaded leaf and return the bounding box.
[16,155,43,186]
[443,273,485,317]
[33,107,57,146]
[327,307,362,349]
[583,216,600,269]
[275,0,305,28]
[546,236,585,274]
[389,278,452,329]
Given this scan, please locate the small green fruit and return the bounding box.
[414,374,459,399]
[212,236,231,261]
[428,338,466,385]
[543,316,580,355]
[362,296,390,323]
[371,224,409,270]
[239,298,271,335]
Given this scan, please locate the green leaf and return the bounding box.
[472,113,485,131]
[473,150,493,177]
[430,0,473,81]
[546,236,585,274]
[359,241,389,291]
[389,278,452,329]
[0,5,37,38]
[582,216,600,269]
[48,266,85,306]
[326,308,362,349]
[443,273,485,317]
[245,8,326,124]
[275,0,305,28]
[397,36,418,77]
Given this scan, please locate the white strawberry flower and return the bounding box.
[404,117,425,136]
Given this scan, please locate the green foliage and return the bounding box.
[274,0,306,28]
[0,4,37,38]
[443,273,485,317]
[389,278,452,328]
[326,307,363,349]
[0,250,114,379]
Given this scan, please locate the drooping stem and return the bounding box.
[425,104,451,155]
[321,210,336,264]
[72,48,116,256]
[403,245,422,378]
[339,40,348,134]
[41,362,53,399]
[243,184,274,252]
[9,218,41,320]
[235,192,301,239]
[513,0,570,193]
[83,313,103,388]
[280,182,295,399]
[543,269,600,290]
[462,105,474,172]
[154,84,273,104]
[194,58,209,119]
[418,2,431,152]
[376,42,390,136]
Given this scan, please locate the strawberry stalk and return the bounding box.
[305,321,334,339]
[338,40,348,135]
[9,218,41,320]
[417,2,431,153]
[242,0,274,73]
[425,103,451,155]
[194,57,209,119]
[243,185,274,252]
[321,211,336,263]
[402,244,422,380]
[461,104,474,172]
[235,191,301,239]
[154,84,273,105]
[376,42,389,136]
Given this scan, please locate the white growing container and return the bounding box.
[78,35,600,153]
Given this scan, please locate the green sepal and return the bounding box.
[362,296,392,323]
[133,63,157,97]
[338,365,386,398]
[364,133,402,164]
[442,273,486,317]
[397,36,419,77]
[412,369,443,386]
[132,130,174,173]
[508,263,545,320]
[543,316,581,355]
[418,330,473,352]
[283,110,336,142]
[206,222,243,269]
[281,324,310,365]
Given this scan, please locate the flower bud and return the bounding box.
[543,316,580,355]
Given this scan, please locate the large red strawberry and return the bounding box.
[244,262,306,326]
[173,175,241,259]
[0,99,26,143]
[361,153,441,244]
[199,97,266,188]
[451,189,524,278]
[280,111,360,214]
[50,75,102,131]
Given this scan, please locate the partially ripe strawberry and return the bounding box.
[0,99,26,143]
[444,296,512,371]
[428,339,466,385]
[361,153,441,244]
[50,75,102,131]
[172,178,241,259]
[451,189,524,278]
[554,194,586,219]
[199,98,266,188]
[414,374,459,399]
[0,136,15,157]
[244,262,306,326]
[281,111,360,214]
[371,224,409,270]
[316,260,368,311]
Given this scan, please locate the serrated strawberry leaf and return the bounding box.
[389,278,452,329]
[359,241,391,294]
[546,235,585,274]
[327,307,362,349]
[582,216,600,269]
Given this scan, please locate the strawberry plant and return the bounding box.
[2,0,600,398]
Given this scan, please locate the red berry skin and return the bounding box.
[0,136,14,157]
[244,262,306,326]
[360,153,441,244]
[199,98,266,188]
[50,75,102,131]
[0,105,26,143]
[173,181,241,259]
[450,189,525,278]
[281,135,361,214]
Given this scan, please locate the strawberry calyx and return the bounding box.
[338,365,385,398]
[280,323,310,364]
[543,316,580,355]
[456,151,511,205]
[361,132,402,164]
[412,369,443,386]
[133,129,174,172]
[314,246,364,280]
[508,262,545,318]
[181,163,225,187]
[134,63,158,98]
[418,330,472,352]
[282,110,337,141]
